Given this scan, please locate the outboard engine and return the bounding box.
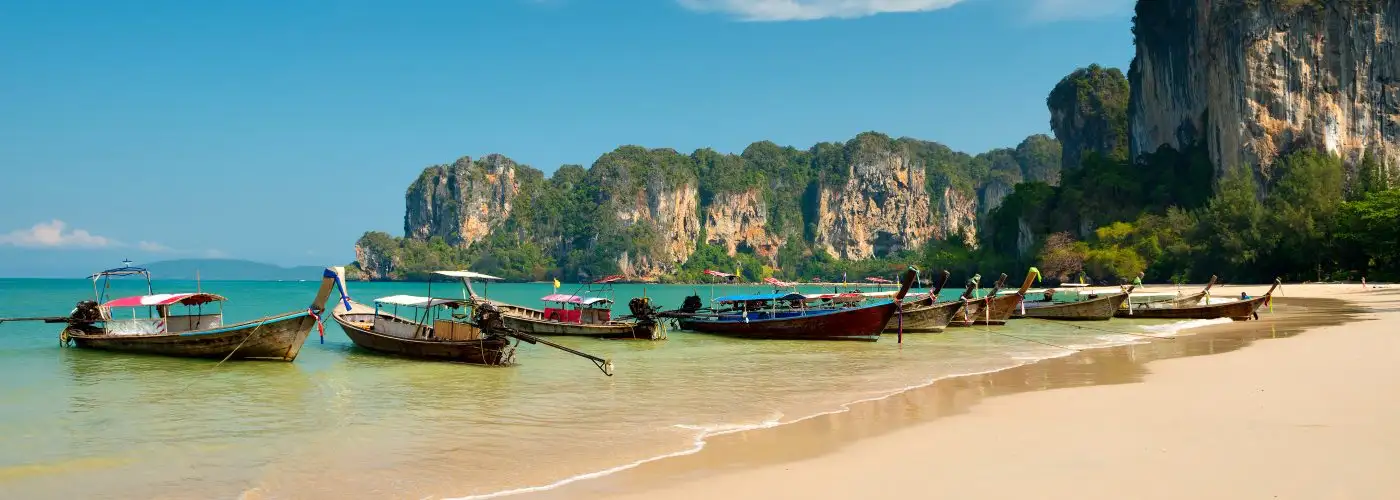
[678,295,703,314]
[70,300,102,324]
[473,302,506,334]
[629,297,659,325]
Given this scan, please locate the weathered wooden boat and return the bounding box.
[948,270,1037,327]
[492,275,663,340]
[329,270,616,375]
[884,270,958,333]
[49,265,343,361]
[1131,276,1218,308]
[1010,287,1133,321]
[667,269,917,341]
[1115,279,1280,320]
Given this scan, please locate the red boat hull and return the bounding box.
[677,302,896,341]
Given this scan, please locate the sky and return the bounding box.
[0,0,1135,277]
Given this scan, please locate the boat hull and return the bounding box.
[677,302,896,341]
[1114,296,1268,320]
[1011,293,1129,321]
[948,294,1021,327]
[496,305,662,340]
[331,306,515,365]
[884,300,961,333]
[65,311,314,361]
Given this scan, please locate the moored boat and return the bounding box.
[1010,287,1132,321]
[329,270,616,375]
[492,275,663,340]
[1115,279,1280,320]
[884,270,957,333]
[52,264,344,361]
[666,269,917,341]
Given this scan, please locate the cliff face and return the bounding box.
[704,189,780,261]
[1131,0,1400,178]
[1049,65,1131,169]
[612,182,700,277]
[404,155,520,247]
[814,142,936,260]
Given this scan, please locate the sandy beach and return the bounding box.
[537,284,1400,500]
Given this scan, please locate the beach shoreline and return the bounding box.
[514,284,1399,500]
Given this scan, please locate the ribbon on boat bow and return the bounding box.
[308,307,325,344]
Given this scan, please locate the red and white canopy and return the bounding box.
[865,277,895,284]
[541,294,612,306]
[702,270,736,278]
[763,277,795,287]
[102,293,226,308]
[592,275,626,284]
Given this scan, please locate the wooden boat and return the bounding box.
[53,265,343,361]
[1115,279,1280,320]
[1010,288,1132,321]
[884,270,958,333]
[329,270,616,374]
[667,269,917,341]
[1131,276,1217,308]
[491,275,663,340]
[948,270,1036,327]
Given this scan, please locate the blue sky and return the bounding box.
[0,0,1134,277]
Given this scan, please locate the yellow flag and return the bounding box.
[553,278,560,290]
[1029,267,1042,283]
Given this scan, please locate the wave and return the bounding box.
[1138,317,1233,336]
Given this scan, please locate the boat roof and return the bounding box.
[88,266,150,279]
[860,291,897,298]
[804,292,865,301]
[703,269,737,278]
[864,277,894,284]
[102,293,226,308]
[763,277,795,287]
[715,292,806,303]
[373,295,468,308]
[592,275,625,284]
[432,270,502,280]
[541,293,613,305]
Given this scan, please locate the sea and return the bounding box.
[0,278,1237,499]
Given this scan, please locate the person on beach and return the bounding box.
[1241,292,1260,320]
[1132,272,1144,288]
[1041,288,1057,302]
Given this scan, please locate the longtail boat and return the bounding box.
[1115,279,1280,320]
[11,264,344,361]
[492,275,662,340]
[950,271,1036,327]
[1132,276,1218,308]
[329,270,615,375]
[665,269,917,341]
[884,270,959,333]
[1010,286,1133,321]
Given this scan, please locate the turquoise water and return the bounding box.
[0,278,1214,499]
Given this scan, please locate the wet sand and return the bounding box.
[541,284,1400,499]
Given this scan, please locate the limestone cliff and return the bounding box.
[703,189,780,261]
[1130,0,1400,179]
[404,154,520,247]
[1049,65,1131,169]
[611,182,700,277]
[936,186,979,246]
[814,137,937,260]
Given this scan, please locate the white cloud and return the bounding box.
[1026,0,1132,21]
[138,241,172,252]
[0,220,114,248]
[677,0,965,21]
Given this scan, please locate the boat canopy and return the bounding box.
[432,271,503,280]
[592,275,626,284]
[804,292,865,302]
[541,293,613,306]
[703,270,736,278]
[373,295,468,308]
[864,277,894,284]
[860,291,897,298]
[715,293,806,304]
[87,266,150,279]
[102,293,226,308]
[763,277,795,287]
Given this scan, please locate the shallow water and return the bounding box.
[0,279,1251,499]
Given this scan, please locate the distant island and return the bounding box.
[141,259,325,281]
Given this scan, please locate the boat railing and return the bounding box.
[104,318,167,335]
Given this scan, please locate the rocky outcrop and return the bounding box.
[935,186,979,246]
[404,154,520,247]
[1049,65,1131,169]
[704,189,780,261]
[613,182,700,277]
[814,138,935,260]
[1130,0,1400,179]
